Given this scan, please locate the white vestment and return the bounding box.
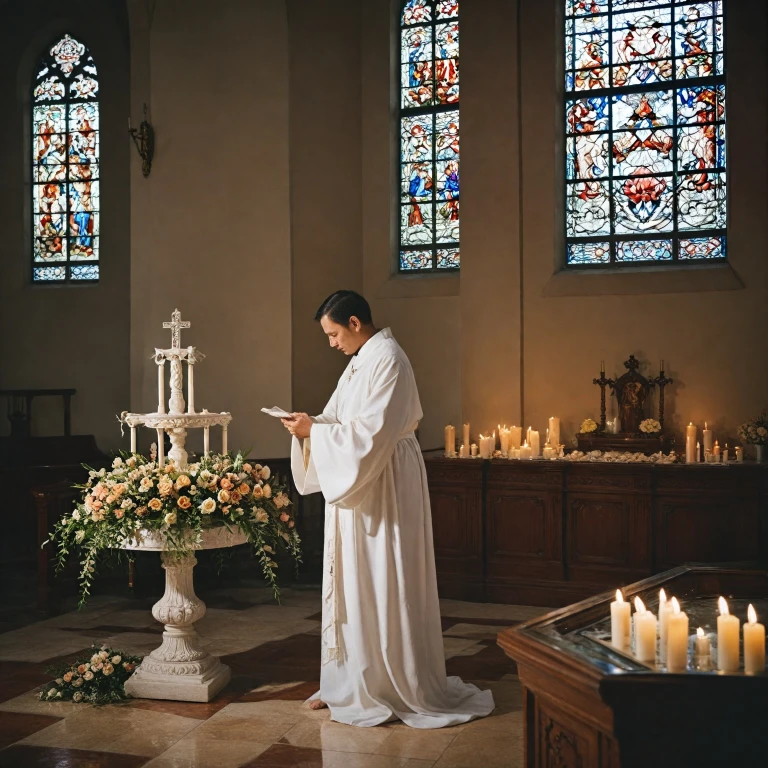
[291,328,494,728]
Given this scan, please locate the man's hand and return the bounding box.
[281,412,313,440]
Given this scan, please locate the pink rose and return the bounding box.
[279,512,290,522]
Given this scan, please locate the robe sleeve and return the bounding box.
[289,383,341,496]
[308,354,413,509]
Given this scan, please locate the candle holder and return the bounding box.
[592,366,614,432]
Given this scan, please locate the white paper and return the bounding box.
[261,406,292,419]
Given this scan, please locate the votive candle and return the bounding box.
[694,627,711,659]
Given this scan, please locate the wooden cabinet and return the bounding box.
[424,453,768,605]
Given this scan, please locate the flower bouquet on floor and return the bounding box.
[44,450,302,608]
[38,644,143,706]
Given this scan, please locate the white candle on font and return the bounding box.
[735,446,744,462]
[548,417,561,449]
[510,425,522,449]
[743,604,766,674]
[611,589,631,648]
[666,597,689,672]
[633,596,657,662]
[702,422,713,455]
[685,423,697,464]
[722,443,729,465]
[445,425,456,456]
[187,361,195,414]
[130,426,137,453]
[694,627,711,659]
[463,423,470,452]
[157,361,165,414]
[222,425,228,456]
[156,428,165,468]
[658,588,673,661]
[203,426,210,455]
[529,429,540,457]
[717,596,740,672]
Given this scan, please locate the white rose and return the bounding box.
[111,655,122,664]
[126,456,137,467]
[91,654,101,664]
[84,671,94,681]
[121,499,134,509]
[199,498,216,515]
[103,663,114,676]
[164,511,177,526]
[55,678,63,685]
[260,466,271,481]
[73,677,84,687]
[112,457,123,468]
[72,510,81,521]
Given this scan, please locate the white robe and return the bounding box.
[291,327,494,728]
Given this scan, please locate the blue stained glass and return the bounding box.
[616,240,673,262]
[32,35,100,282]
[679,236,725,260]
[436,247,460,268]
[70,264,99,280]
[399,2,459,272]
[400,250,433,270]
[567,242,610,265]
[566,1,727,267]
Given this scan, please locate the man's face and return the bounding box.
[320,315,362,355]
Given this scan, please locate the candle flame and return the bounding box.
[634,596,646,613]
[748,604,757,624]
[718,596,729,616]
[689,422,693,426]
[697,627,704,639]
[615,589,623,603]
[659,588,667,604]
[671,597,681,614]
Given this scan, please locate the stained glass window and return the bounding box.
[565,1,726,267]
[399,0,460,272]
[32,34,100,282]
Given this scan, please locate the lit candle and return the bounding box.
[611,589,631,649]
[542,445,555,459]
[548,417,561,449]
[499,425,510,456]
[463,423,470,451]
[529,429,540,457]
[130,426,137,453]
[686,423,697,464]
[736,446,744,463]
[696,441,701,462]
[519,441,532,459]
[222,425,228,455]
[702,422,713,455]
[510,425,522,449]
[722,443,729,465]
[666,597,689,672]
[658,588,673,662]
[717,596,740,672]
[633,596,657,662]
[459,443,466,458]
[694,627,711,659]
[713,441,721,462]
[470,443,478,457]
[743,604,766,675]
[444,425,456,457]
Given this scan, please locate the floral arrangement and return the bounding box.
[564,450,678,464]
[580,418,598,434]
[639,418,661,434]
[738,410,768,445]
[44,451,302,607]
[38,644,142,706]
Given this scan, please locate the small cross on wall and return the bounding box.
[163,308,191,350]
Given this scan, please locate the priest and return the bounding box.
[281,290,494,729]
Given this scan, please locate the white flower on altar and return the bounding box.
[102,663,114,676]
[188,486,198,496]
[164,511,177,525]
[274,492,290,509]
[75,530,85,543]
[120,499,134,509]
[260,466,271,481]
[580,418,598,434]
[112,457,123,468]
[139,477,153,492]
[253,508,269,524]
[83,670,94,681]
[639,418,661,434]
[72,510,81,521]
[111,655,122,664]
[199,498,216,515]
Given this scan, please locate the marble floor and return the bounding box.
[0,585,550,767]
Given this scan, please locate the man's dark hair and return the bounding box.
[314,290,373,325]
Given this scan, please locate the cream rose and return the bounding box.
[164,511,177,525]
[72,678,84,687]
[84,670,94,681]
[252,485,263,499]
[177,496,192,510]
[199,498,216,514]
[220,478,234,491]
[230,490,242,504]
[263,484,272,499]
[217,489,230,504]
[103,663,114,676]
[238,483,250,495]
[111,655,122,664]
[158,479,173,496]
[148,498,163,512]
[279,512,290,522]
[260,466,271,481]
[254,508,269,524]
[175,475,191,490]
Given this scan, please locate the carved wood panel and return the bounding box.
[537,698,598,768]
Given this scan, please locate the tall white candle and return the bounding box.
[717,596,740,672]
[156,428,165,468]
[722,444,729,465]
[529,430,540,457]
[702,422,713,455]
[463,423,470,451]
[713,441,721,462]
[203,426,210,456]
[444,425,456,456]
[686,423,697,464]
[666,597,689,672]
[510,425,522,449]
[222,425,228,455]
[130,426,137,453]
[735,446,744,462]
[187,363,195,414]
[743,604,766,675]
[548,417,560,449]
[157,360,165,414]
[611,589,631,648]
[633,596,657,662]
[658,588,673,662]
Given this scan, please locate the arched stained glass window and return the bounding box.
[565,1,726,267]
[32,34,100,282]
[398,0,460,272]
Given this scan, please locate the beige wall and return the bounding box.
[127,0,293,458]
[0,1,130,450]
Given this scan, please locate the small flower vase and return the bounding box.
[756,444,766,463]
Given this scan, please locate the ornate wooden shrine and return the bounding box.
[498,566,768,768]
[424,451,768,606]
